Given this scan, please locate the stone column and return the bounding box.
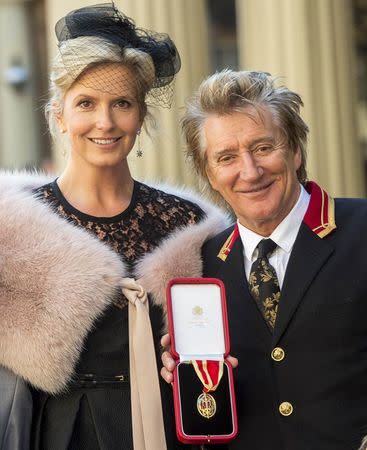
[236,0,364,197]
[0,0,41,169]
[120,0,210,186]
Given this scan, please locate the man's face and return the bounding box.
[204,107,302,236]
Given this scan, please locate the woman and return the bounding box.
[0,367,32,449]
[0,3,229,450]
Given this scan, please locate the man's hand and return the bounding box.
[160,333,239,384]
[160,333,175,383]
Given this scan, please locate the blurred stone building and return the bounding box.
[0,0,366,198]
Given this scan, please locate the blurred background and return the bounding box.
[0,0,366,197]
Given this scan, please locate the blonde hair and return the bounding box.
[182,69,309,191]
[45,35,156,138]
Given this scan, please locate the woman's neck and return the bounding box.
[57,162,134,217]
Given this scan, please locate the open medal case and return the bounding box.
[166,278,238,445]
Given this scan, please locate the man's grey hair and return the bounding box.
[182,69,309,195]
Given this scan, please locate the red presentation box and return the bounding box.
[166,277,238,445]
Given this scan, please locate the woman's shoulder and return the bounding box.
[0,170,53,197]
[32,179,57,200]
[136,181,206,221]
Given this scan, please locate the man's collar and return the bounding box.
[303,181,336,238]
[217,181,337,261]
[237,185,310,261]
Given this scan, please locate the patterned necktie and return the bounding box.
[248,239,280,330]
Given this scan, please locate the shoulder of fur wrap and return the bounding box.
[135,182,232,309]
[0,172,231,393]
[0,171,127,394]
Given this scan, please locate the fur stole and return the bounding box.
[0,172,230,394]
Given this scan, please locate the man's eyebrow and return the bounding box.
[212,147,238,158]
[213,136,276,157]
[248,136,276,149]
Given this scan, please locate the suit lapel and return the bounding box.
[214,237,247,300]
[210,182,336,344]
[272,223,334,344]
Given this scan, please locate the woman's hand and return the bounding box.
[160,333,239,384]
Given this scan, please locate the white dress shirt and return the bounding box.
[238,185,310,288]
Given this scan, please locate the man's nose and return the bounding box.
[239,152,263,181]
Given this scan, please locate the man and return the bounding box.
[148,69,367,450]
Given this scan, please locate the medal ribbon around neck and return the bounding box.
[191,360,224,393]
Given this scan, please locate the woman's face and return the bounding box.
[57,63,142,169]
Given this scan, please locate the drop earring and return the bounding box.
[136,129,143,157]
[60,129,67,156]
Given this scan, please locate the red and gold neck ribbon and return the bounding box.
[191,360,224,393]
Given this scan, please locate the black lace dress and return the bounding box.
[31,179,205,450]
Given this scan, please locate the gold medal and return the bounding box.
[192,360,223,420]
[197,392,217,419]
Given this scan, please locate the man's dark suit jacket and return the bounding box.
[202,186,367,450]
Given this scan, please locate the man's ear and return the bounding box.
[294,146,302,171]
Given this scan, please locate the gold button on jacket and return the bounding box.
[271,347,285,361]
[279,401,293,416]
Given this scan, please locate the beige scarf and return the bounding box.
[120,278,167,450]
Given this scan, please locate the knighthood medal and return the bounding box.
[197,391,216,419]
[192,359,224,419]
